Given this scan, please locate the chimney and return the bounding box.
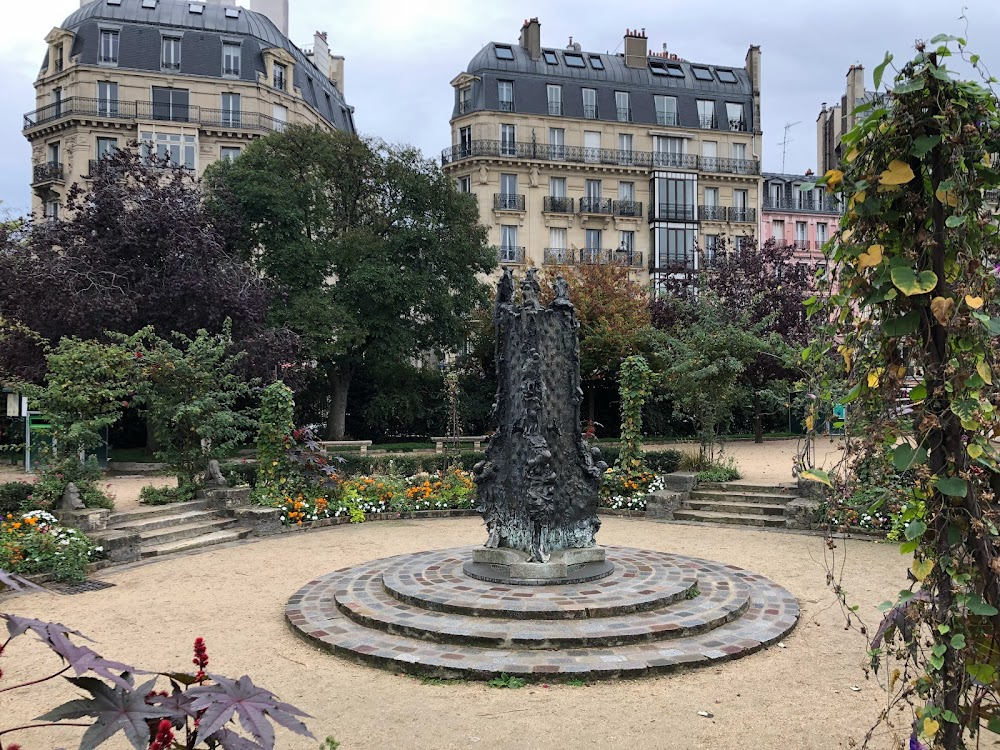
[745,44,761,134]
[624,28,647,69]
[247,0,290,38]
[311,30,330,78]
[519,17,541,60]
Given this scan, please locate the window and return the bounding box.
[619,231,635,252]
[141,0,156,8]
[653,226,696,267]
[220,146,241,161]
[457,176,471,193]
[771,220,785,241]
[732,189,749,220]
[585,179,602,198]
[726,102,746,131]
[54,44,64,73]
[273,104,288,131]
[549,177,566,197]
[543,50,558,65]
[665,64,685,78]
[458,87,472,114]
[582,88,597,119]
[151,86,189,122]
[589,55,604,70]
[697,100,716,128]
[583,131,600,163]
[495,45,514,60]
[704,187,719,206]
[48,142,61,166]
[653,135,684,167]
[649,62,668,77]
[97,81,118,116]
[44,200,61,222]
[796,222,808,247]
[140,130,196,170]
[702,141,717,158]
[717,69,738,83]
[223,43,241,76]
[273,63,287,91]
[189,3,203,12]
[615,91,631,122]
[816,223,828,245]
[99,30,119,64]
[548,128,565,160]
[654,95,677,126]
[500,124,516,156]
[52,87,63,116]
[161,37,181,70]
[548,228,568,262]
[656,175,696,220]
[692,66,713,81]
[703,234,719,266]
[500,173,518,197]
[96,137,118,159]
[769,183,783,205]
[731,142,748,162]
[564,53,585,68]
[585,228,602,249]
[224,7,239,18]
[618,133,634,165]
[499,225,519,262]
[221,92,241,127]
[458,126,471,156]
[619,181,635,201]
[546,84,562,116]
[498,81,513,112]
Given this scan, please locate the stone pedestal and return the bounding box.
[464,545,613,585]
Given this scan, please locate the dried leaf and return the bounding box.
[857,244,883,270]
[966,295,985,309]
[931,296,955,325]
[880,159,916,185]
[912,558,934,581]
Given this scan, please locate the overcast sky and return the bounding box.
[1,0,996,218]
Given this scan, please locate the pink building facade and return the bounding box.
[761,172,840,264]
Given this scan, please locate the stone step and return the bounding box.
[673,510,787,528]
[140,527,251,558]
[111,509,224,534]
[108,500,213,525]
[139,518,237,546]
[689,490,797,505]
[682,499,786,517]
[698,482,795,495]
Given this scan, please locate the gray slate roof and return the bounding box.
[58,0,354,132]
[457,42,754,132]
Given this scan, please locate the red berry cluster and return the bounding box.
[148,719,174,750]
[192,637,209,683]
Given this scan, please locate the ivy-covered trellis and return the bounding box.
[802,36,1000,749]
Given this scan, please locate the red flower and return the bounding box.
[149,719,174,750]
[192,636,209,682]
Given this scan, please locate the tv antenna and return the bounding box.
[778,120,801,173]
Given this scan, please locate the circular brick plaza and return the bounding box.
[285,546,799,680]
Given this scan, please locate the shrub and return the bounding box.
[697,465,742,483]
[30,454,114,511]
[645,449,682,474]
[0,482,34,514]
[0,510,99,583]
[223,460,258,487]
[140,483,196,506]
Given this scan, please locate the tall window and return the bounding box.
[220,146,241,161]
[585,179,602,199]
[273,63,287,90]
[273,104,288,131]
[732,142,747,160]
[140,130,196,170]
[499,124,516,156]
[653,135,684,167]
[498,81,513,111]
[97,81,118,116]
[771,219,785,241]
[585,229,603,258]
[221,92,241,127]
[151,86,189,122]
[458,126,471,156]
[619,230,635,255]
[795,221,808,246]
[583,131,600,163]
[619,181,635,201]
[223,43,241,76]
[703,234,719,266]
[48,142,61,166]
[615,91,630,122]
[816,223,828,245]
[661,176,696,220]
[732,143,749,174]
[548,127,565,160]
[656,226,696,267]
[99,30,119,64]
[704,187,719,207]
[96,136,118,159]
[733,188,749,221]
[500,173,518,198]
[654,95,677,126]
[499,225,519,262]
[726,102,746,131]
[54,44,64,73]
[457,176,471,193]
[44,200,61,222]
[549,177,566,197]
[548,227,569,263]
[546,84,562,116]
[697,100,715,128]
[161,36,181,70]
[458,87,472,114]
[618,133,633,165]
[52,87,63,116]
[769,182,783,205]
[582,88,597,119]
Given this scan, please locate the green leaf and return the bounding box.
[892,444,927,471]
[945,215,967,228]
[911,135,940,158]
[905,520,928,541]
[900,539,919,554]
[932,644,948,658]
[891,266,938,296]
[942,710,960,724]
[989,717,1000,734]
[909,384,927,401]
[935,477,968,497]
[967,593,999,616]
[884,311,921,336]
[894,78,926,94]
[950,634,967,649]
[969,662,998,684]
[800,468,832,487]
[873,52,893,89]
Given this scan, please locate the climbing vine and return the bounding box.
[616,355,652,480]
[802,36,1000,748]
[253,382,296,504]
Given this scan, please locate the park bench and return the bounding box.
[432,436,488,454]
[318,440,373,455]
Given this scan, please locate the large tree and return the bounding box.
[0,147,290,382]
[205,126,494,439]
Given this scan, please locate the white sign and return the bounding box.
[5,393,19,418]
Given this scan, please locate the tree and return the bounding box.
[804,37,1000,749]
[0,147,291,382]
[205,126,494,439]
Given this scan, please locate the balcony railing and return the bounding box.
[616,107,632,122]
[576,248,645,267]
[699,205,727,221]
[651,203,696,221]
[613,200,643,217]
[579,197,613,214]
[762,195,840,213]
[494,193,525,211]
[86,158,123,179]
[99,54,118,64]
[23,96,288,134]
[583,104,598,119]
[223,66,241,76]
[497,246,526,264]
[656,111,680,126]
[729,118,748,132]
[792,240,811,250]
[543,248,574,264]
[458,100,471,114]
[579,248,611,264]
[543,196,574,213]
[548,101,563,116]
[440,140,761,175]
[728,207,757,223]
[274,76,286,91]
[162,61,181,71]
[32,161,64,184]
[699,114,717,128]
[498,100,514,112]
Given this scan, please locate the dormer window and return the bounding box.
[458,87,472,114]
[274,62,287,91]
[495,45,514,60]
[99,30,119,64]
[223,42,241,76]
[161,36,181,70]
[54,44,64,73]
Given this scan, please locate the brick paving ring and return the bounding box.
[286,546,799,681]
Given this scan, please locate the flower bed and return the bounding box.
[598,467,667,513]
[0,510,101,583]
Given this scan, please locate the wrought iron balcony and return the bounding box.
[99,54,118,64]
[32,161,64,184]
[543,248,574,265]
[729,118,748,132]
[274,76,286,91]
[762,195,840,213]
[578,247,611,264]
[497,245,526,264]
[548,101,563,116]
[699,205,727,221]
[579,197,613,215]
[613,200,643,218]
[616,107,632,122]
[792,240,812,250]
[728,207,757,223]
[543,196,574,213]
[162,61,181,70]
[613,249,644,267]
[494,193,525,211]
[699,114,717,129]
[223,66,241,76]
[439,140,760,175]
[656,111,680,126]
[86,158,122,179]
[651,203,696,222]
[498,100,514,112]
[458,100,472,114]
[583,104,598,119]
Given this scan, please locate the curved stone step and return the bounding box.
[138,518,237,545]
[689,490,795,505]
[334,563,750,648]
[380,547,698,620]
[683,500,786,516]
[140,527,251,558]
[673,510,786,527]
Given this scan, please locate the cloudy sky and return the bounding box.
[1,0,996,217]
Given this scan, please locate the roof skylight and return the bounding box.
[543,50,558,65]
[589,55,604,70]
[717,69,737,83]
[564,53,585,68]
[495,45,514,60]
[692,66,713,81]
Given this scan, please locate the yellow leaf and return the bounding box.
[922,718,940,738]
[839,345,852,373]
[978,360,993,386]
[912,558,934,582]
[889,668,901,691]
[969,443,984,459]
[824,169,844,192]
[962,417,981,431]
[854,190,867,203]
[880,159,916,186]
[935,188,959,207]
[841,228,854,242]
[846,147,860,163]
[805,414,815,431]
[896,366,907,379]
[877,184,901,193]
[931,296,955,325]
[966,295,984,309]
[857,244,883,270]
[867,371,880,388]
